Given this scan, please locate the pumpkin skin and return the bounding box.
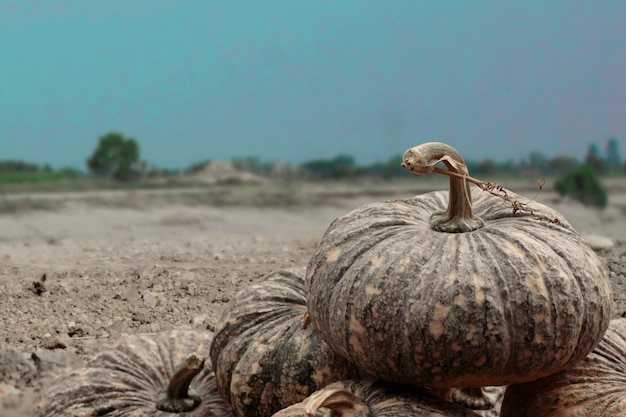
[500,317,626,417]
[272,380,481,417]
[305,145,613,388]
[33,330,233,417]
[451,386,504,415]
[210,270,363,417]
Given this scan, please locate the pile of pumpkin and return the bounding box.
[34,142,623,417]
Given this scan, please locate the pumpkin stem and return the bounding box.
[402,142,484,232]
[156,353,204,413]
[303,388,371,417]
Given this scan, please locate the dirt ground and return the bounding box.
[1,182,625,417]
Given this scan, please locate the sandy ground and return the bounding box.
[1,182,625,416]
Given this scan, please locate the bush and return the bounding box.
[554,164,607,209]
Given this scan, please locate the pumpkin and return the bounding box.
[500,317,626,417]
[33,330,233,417]
[272,380,481,417]
[305,142,613,388]
[209,269,363,417]
[451,386,504,414]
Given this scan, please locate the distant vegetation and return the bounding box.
[0,160,82,185]
[1,135,623,209]
[86,132,143,181]
[555,164,608,209]
[223,138,624,181]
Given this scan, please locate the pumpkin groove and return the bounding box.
[33,330,233,417]
[500,317,626,416]
[305,142,613,388]
[210,270,363,417]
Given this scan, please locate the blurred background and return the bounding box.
[0,0,624,211]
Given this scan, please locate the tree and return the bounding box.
[584,143,605,176]
[86,132,141,181]
[0,160,40,172]
[555,163,607,209]
[605,137,621,173]
[330,154,359,178]
[527,151,549,173]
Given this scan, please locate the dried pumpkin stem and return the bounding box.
[304,388,371,417]
[156,353,204,413]
[403,143,565,227]
[402,142,484,232]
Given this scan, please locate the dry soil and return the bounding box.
[1,183,625,417]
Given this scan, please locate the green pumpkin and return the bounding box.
[210,270,362,417]
[305,142,613,388]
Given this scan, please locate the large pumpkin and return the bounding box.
[500,317,626,417]
[272,380,481,417]
[33,330,233,416]
[305,142,613,388]
[210,270,363,417]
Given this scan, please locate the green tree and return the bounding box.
[605,137,621,173]
[555,164,607,209]
[0,160,40,172]
[330,154,359,178]
[527,151,549,173]
[86,132,141,181]
[585,143,605,175]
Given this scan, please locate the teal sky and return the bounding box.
[1,1,625,170]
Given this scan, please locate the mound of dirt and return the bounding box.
[187,160,268,185]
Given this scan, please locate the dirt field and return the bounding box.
[1,180,625,416]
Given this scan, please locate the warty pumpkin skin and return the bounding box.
[209,270,363,417]
[33,330,233,417]
[272,380,481,417]
[305,142,613,388]
[500,317,626,417]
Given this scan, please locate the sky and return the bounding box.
[1,1,625,170]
